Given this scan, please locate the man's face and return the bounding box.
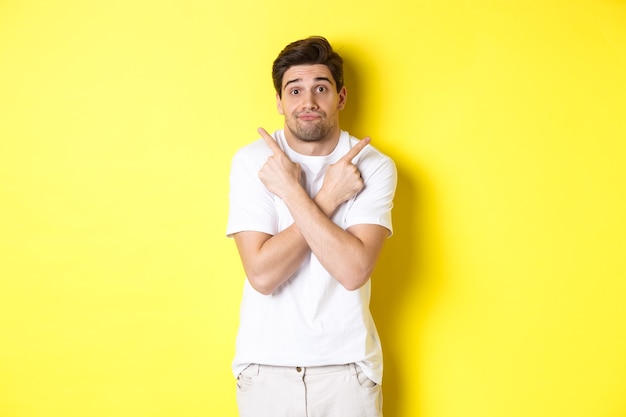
[277,64,347,143]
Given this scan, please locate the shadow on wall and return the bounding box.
[374,165,420,417]
[337,45,364,139]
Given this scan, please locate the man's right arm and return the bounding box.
[232,193,343,295]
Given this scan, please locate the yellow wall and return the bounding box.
[1,1,625,416]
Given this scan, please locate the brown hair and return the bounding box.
[272,36,344,98]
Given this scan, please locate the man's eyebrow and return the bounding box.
[283,78,302,89]
[314,77,332,84]
[283,77,333,90]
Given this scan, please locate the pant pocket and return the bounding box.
[236,365,257,392]
[355,365,377,389]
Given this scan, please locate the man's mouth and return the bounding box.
[298,112,322,121]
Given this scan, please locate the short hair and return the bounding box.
[272,36,344,98]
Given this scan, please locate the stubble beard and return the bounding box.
[286,112,334,143]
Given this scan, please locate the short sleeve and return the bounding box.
[226,145,277,237]
[344,150,397,236]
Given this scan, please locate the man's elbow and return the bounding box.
[342,280,367,291]
[246,273,277,295]
[337,267,373,291]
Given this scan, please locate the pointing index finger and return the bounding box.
[340,137,371,163]
[258,127,284,155]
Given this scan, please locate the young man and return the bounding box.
[226,36,397,417]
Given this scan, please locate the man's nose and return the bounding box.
[302,92,318,110]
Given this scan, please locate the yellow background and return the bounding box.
[1,1,625,416]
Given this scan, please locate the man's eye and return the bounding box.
[316,86,327,93]
[290,89,300,95]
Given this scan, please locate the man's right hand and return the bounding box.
[257,127,303,199]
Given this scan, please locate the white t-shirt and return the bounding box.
[226,129,397,385]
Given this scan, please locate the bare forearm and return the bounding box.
[284,188,383,290]
[234,225,308,294]
[234,195,339,295]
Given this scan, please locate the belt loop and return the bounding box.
[250,363,260,376]
[349,363,357,376]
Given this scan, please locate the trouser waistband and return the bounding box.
[245,363,357,376]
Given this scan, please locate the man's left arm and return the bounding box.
[281,176,391,291]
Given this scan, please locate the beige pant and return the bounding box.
[236,363,383,417]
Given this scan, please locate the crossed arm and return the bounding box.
[233,128,389,295]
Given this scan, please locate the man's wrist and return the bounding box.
[281,184,311,207]
[314,190,338,217]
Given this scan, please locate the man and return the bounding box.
[226,36,397,417]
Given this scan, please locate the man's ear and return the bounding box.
[276,93,284,115]
[337,86,347,110]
